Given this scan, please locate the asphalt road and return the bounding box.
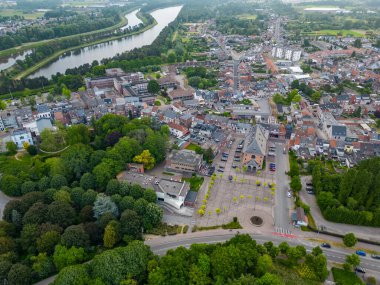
[233,59,239,95]
[34,229,380,285]
[274,143,291,231]
[146,231,380,273]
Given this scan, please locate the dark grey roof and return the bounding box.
[332,125,347,137]
[36,104,50,114]
[185,191,198,203]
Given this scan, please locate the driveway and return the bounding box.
[300,176,380,243]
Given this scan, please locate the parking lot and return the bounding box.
[195,136,276,228]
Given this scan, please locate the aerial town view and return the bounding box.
[0,0,380,284]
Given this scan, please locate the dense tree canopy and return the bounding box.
[313,157,380,226]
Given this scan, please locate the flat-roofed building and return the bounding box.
[165,149,203,174]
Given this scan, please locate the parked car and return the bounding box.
[321,243,331,248]
[232,164,237,168]
[355,267,366,273]
[356,250,366,257]
[307,190,315,194]
[287,191,292,198]
[371,254,380,260]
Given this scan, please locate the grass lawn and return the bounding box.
[185,143,201,152]
[271,263,322,285]
[237,14,257,20]
[332,267,364,285]
[171,30,179,42]
[0,154,32,176]
[183,175,204,192]
[0,9,44,20]
[305,29,366,37]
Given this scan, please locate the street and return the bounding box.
[274,143,291,232]
[146,230,380,274]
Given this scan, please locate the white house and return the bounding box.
[11,129,33,148]
[167,122,189,138]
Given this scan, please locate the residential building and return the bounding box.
[11,128,33,148]
[167,122,189,138]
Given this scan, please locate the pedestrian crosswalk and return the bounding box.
[275,227,292,235]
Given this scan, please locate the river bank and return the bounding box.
[28,6,182,79]
[15,10,157,80]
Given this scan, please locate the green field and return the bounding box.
[305,29,366,37]
[0,9,44,20]
[331,268,364,285]
[237,14,257,20]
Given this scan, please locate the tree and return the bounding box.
[343,233,357,247]
[40,129,67,152]
[120,210,142,240]
[256,273,282,285]
[80,173,96,190]
[54,264,90,285]
[133,150,156,170]
[61,225,90,248]
[93,193,119,220]
[0,260,12,281]
[22,202,48,225]
[144,203,163,229]
[103,221,120,248]
[46,201,76,228]
[353,39,362,48]
[50,174,68,189]
[106,179,120,196]
[7,263,32,285]
[53,245,86,271]
[0,236,16,254]
[290,176,302,192]
[6,141,17,154]
[143,189,157,203]
[31,252,55,279]
[37,230,61,254]
[61,144,92,180]
[0,174,22,196]
[345,254,360,271]
[311,91,321,103]
[147,80,160,94]
[256,254,273,276]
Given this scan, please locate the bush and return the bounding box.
[183,225,189,234]
[343,233,357,247]
[27,145,38,156]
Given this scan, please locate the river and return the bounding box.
[0,50,32,72]
[29,6,182,79]
[121,9,142,31]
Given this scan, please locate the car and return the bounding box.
[356,250,366,257]
[371,254,380,260]
[321,243,331,248]
[217,169,224,172]
[232,164,237,168]
[307,190,315,195]
[355,267,366,274]
[287,191,292,198]
[219,165,225,169]
[221,158,227,161]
